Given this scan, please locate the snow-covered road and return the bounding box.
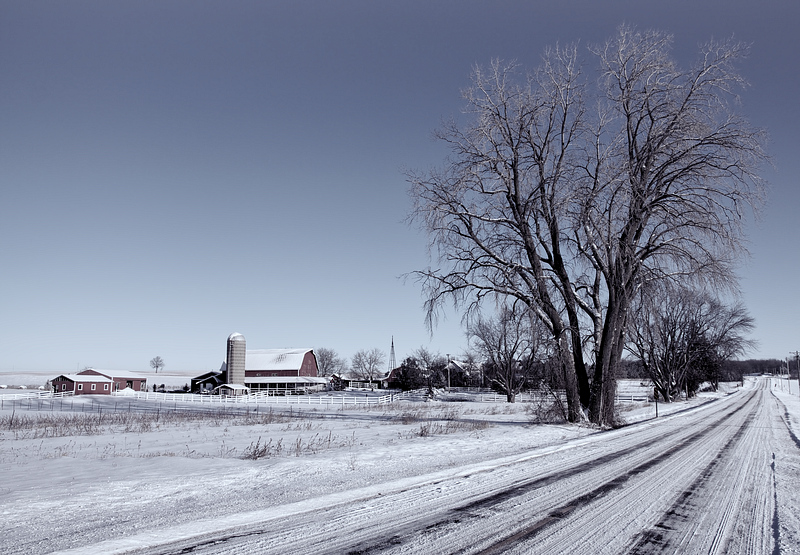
[52,377,798,555]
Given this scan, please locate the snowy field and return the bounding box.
[0,377,798,554]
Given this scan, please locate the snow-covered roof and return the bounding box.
[448,360,471,371]
[216,383,249,391]
[245,376,328,384]
[79,368,147,380]
[245,349,314,371]
[55,374,112,383]
[193,370,223,380]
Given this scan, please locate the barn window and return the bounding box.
[104,384,109,391]
[78,384,83,390]
[91,384,96,391]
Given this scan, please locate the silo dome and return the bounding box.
[228,332,245,342]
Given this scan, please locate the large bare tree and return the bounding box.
[627,283,756,400]
[315,347,347,377]
[408,25,765,425]
[350,348,386,385]
[408,49,588,421]
[577,27,766,422]
[468,304,547,402]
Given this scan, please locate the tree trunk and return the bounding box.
[557,333,582,422]
[590,286,625,425]
[566,307,591,410]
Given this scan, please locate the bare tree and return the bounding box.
[350,348,386,385]
[408,51,588,421]
[627,283,756,400]
[315,348,346,377]
[149,356,164,373]
[468,304,546,402]
[576,26,766,423]
[408,25,765,425]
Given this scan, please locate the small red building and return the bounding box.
[51,369,148,395]
[78,368,148,392]
[52,374,113,395]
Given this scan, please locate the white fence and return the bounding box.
[1,386,648,408]
[0,390,73,401]
[113,390,398,407]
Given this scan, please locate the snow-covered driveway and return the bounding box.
[47,377,799,555]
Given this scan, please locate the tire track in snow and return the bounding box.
[142,410,719,555]
[771,453,781,555]
[618,382,777,555]
[626,389,759,553]
[321,392,755,555]
[465,389,760,555]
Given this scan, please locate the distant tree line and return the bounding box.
[617,358,783,387]
[319,283,759,403]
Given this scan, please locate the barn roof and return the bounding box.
[79,368,147,380]
[193,370,224,380]
[55,374,113,383]
[245,376,328,384]
[245,349,314,371]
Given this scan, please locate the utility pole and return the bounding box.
[791,351,800,397]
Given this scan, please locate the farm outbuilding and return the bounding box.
[52,374,113,395]
[215,383,250,396]
[191,368,226,393]
[51,369,148,395]
[333,371,391,390]
[78,368,148,392]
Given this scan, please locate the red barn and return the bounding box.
[243,348,327,393]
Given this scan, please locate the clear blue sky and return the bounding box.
[1,1,798,373]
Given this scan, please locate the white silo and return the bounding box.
[226,333,246,385]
